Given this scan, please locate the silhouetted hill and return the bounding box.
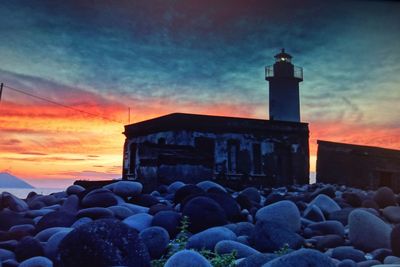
[0,173,34,188]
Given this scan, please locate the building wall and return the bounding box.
[316,142,400,192]
[123,129,309,188]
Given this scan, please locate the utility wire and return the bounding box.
[1,84,124,124]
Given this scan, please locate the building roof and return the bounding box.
[317,140,400,160]
[124,113,308,138]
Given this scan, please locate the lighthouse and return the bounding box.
[265,49,303,122]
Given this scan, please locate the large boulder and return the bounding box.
[58,219,150,267]
[123,213,153,232]
[174,184,205,204]
[307,221,345,236]
[36,211,76,232]
[196,181,227,193]
[1,192,29,212]
[237,253,278,267]
[252,220,304,253]
[182,196,227,233]
[255,200,301,232]
[15,236,44,262]
[383,206,400,223]
[308,194,341,215]
[105,181,143,198]
[152,211,181,238]
[215,240,259,258]
[139,226,170,259]
[373,187,397,208]
[348,209,391,251]
[81,188,118,208]
[239,187,261,204]
[262,248,335,267]
[206,192,242,222]
[164,249,212,267]
[0,210,33,231]
[186,226,236,251]
[19,256,53,267]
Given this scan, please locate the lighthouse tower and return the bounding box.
[265,49,303,122]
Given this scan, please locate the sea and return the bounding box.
[0,188,64,199]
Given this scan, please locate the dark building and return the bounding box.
[122,50,310,190]
[316,140,400,191]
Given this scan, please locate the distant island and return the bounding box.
[0,172,34,188]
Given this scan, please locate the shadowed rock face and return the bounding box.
[58,219,150,267]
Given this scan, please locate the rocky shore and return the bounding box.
[1,180,400,267]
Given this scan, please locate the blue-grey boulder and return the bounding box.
[15,236,44,262]
[262,248,335,267]
[139,226,170,259]
[123,213,153,232]
[196,181,227,193]
[338,259,357,267]
[152,210,181,238]
[303,204,325,222]
[349,209,391,251]
[44,230,70,261]
[81,188,118,208]
[58,219,150,267]
[19,256,53,267]
[0,210,33,231]
[66,184,85,195]
[77,207,114,220]
[108,205,134,219]
[215,240,260,258]
[308,194,341,215]
[255,200,301,232]
[164,249,212,267]
[182,196,227,233]
[106,181,143,198]
[71,217,92,228]
[252,220,304,253]
[36,211,76,232]
[187,226,236,250]
[332,246,366,262]
[239,187,261,204]
[237,253,278,267]
[174,184,205,204]
[167,181,186,193]
[35,227,72,242]
[383,206,400,223]
[1,192,28,212]
[373,187,397,208]
[307,220,345,236]
[0,248,15,261]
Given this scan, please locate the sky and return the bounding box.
[0,0,399,188]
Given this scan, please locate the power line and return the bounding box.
[1,84,124,124]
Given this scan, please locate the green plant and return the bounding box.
[274,243,291,256]
[151,216,237,267]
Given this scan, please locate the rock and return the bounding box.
[164,249,212,267]
[19,256,53,267]
[373,187,397,208]
[342,192,363,207]
[59,195,80,213]
[215,240,259,258]
[264,193,285,205]
[107,181,143,198]
[121,203,149,214]
[310,185,336,199]
[235,194,254,210]
[239,187,261,204]
[44,230,70,261]
[307,220,345,236]
[152,211,181,238]
[196,181,227,193]
[237,253,278,267]
[182,196,227,233]
[383,206,400,223]
[123,213,153,232]
[384,255,400,264]
[231,222,254,237]
[331,246,366,262]
[174,184,205,204]
[0,210,33,231]
[391,224,400,256]
[338,259,357,267]
[129,194,159,207]
[371,248,392,262]
[9,224,35,234]
[0,240,18,251]
[167,181,186,194]
[0,248,15,261]
[15,236,44,262]
[1,192,29,212]
[148,203,173,215]
[313,234,345,250]
[303,204,325,222]
[255,200,301,232]
[66,185,85,195]
[71,217,92,228]
[139,226,170,259]
[108,205,134,219]
[77,207,114,220]
[186,226,236,251]
[357,260,383,267]
[206,192,242,222]
[308,194,341,215]
[35,227,72,242]
[262,248,335,267]
[81,188,118,208]
[349,209,391,251]
[328,208,354,226]
[2,259,20,267]
[362,199,380,210]
[58,219,150,267]
[252,220,304,253]
[36,211,76,232]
